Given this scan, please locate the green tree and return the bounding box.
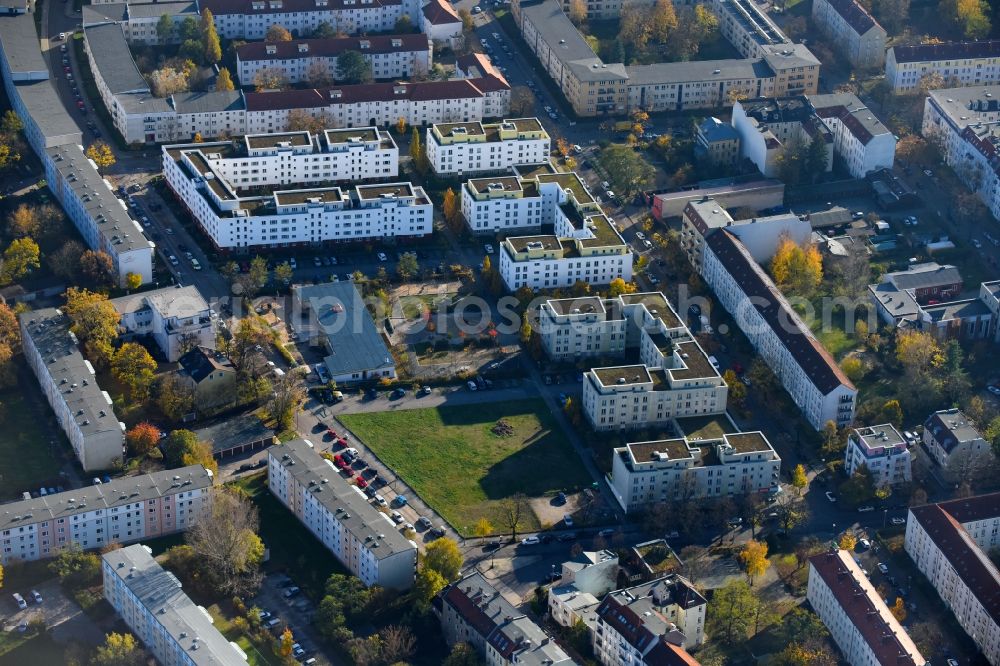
[945,0,991,38]
[178,16,200,41]
[598,144,655,197]
[154,373,195,421]
[397,251,419,281]
[336,49,372,84]
[394,14,414,32]
[1,110,23,134]
[443,642,482,666]
[413,567,447,603]
[200,9,222,63]
[91,632,143,666]
[839,464,875,506]
[215,67,235,91]
[237,255,269,297]
[805,135,829,181]
[881,398,903,425]
[274,261,293,288]
[49,545,101,587]
[423,537,463,581]
[707,579,755,644]
[63,288,120,365]
[112,342,157,401]
[162,429,217,473]
[156,14,175,44]
[312,20,338,38]
[1,237,39,284]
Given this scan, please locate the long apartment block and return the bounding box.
[198,0,419,39]
[887,40,1000,94]
[236,33,431,85]
[609,431,780,512]
[267,439,417,589]
[19,308,125,472]
[1,465,213,565]
[103,545,248,666]
[164,133,432,251]
[497,167,632,290]
[426,117,550,176]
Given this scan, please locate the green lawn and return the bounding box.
[0,370,65,499]
[0,631,64,664]
[340,400,591,535]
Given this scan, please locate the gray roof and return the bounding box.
[809,92,893,144]
[116,91,175,114]
[18,307,124,439]
[0,465,213,532]
[104,545,247,666]
[111,285,209,319]
[869,281,920,321]
[697,117,740,143]
[626,58,772,85]
[46,144,151,253]
[925,408,984,451]
[0,12,46,76]
[82,3,127,25]
[760,42,820,70]
[921,297,992,323]
[84,24,149,94]
[927,85,1000,130]
[518,0,626,83]
[194,412,269,454]
[172,90,245,114]
[293,282,394,376]
[886,262,962,291]
[17,80,83,147]
[127,1,199,19]
[269,439,416,560]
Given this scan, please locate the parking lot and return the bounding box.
[253,573,338,666]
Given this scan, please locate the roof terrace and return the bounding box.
[593,364,651,387]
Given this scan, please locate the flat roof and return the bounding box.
[275,188,344,205]
[0,12,46,76]
[324,127,380,144]
[506,235,562,253]
[593,364,651,387]
[669,340,717,380]
[245,131,311,149]
[627,439,693,463]
[626,58,773,85]
[434,121,486,136]
[724,431,773,454]
[620,292,683,329]
[356,183,414,199]
[537,172,594,204]
[110,285,209,320]
[468,176,523,195]
[546,296,606,316]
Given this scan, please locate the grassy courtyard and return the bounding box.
[0,368,66,499]
[340,400,591,535]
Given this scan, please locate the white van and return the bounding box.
[12,593,26,609]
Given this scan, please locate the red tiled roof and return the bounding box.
[201,0,400,14]
[236,34,428,61]
[422,0,461,25]
[442,584,500,639]
[643,641,701,666]
[244,88,328,111]
[244,79,484,111]
[909,494,1000,626]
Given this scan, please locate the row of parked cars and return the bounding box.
[11,590,42,610]
[258,584,317,664]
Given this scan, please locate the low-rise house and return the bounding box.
[292,282,396,384]
[905,492,1000,664]
[843,424,912,487]
[1,465,213,565]
[438,571,577,665]
[923,408,993,483]
[177,346,238,410]
[103,544,248,666]
[549,550,619,627]
[807,549,925,666]
[19,308,125,472]
[268,439,416,589]
[111,285,214,362]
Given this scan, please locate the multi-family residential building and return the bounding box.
[537,295,627,361]
[197,0,420,40]
[235,34,431,85]
[549,550,619,628]
[512,0,819,118]
[887,40,1000,94]
[438,571,577,666]
[420,0,462,47]
[694,117,741,169]
[922,85,1000,223]
[291,282,396,384]
[461,175,545,235]
[267,439,417,589]
[0,12,154,287]
[700,228,857,430]
[679,198,810,273]
[807,549,925,666]
[809,93,897,178]
[811,0,886,69]
[609,431,781,512]
[427,118,550,176]
[497,170,631,290]
[0,466,213,565]
[82,1,201,45]
[923,408,993,483]
[19,308,125,472]
[163,139,430,251]
[178,346,239,409]
[906,493,1000,665]
[103,545,248,666]
[110,285,215,362]
[843,424,912,487]
[583,576,707,659]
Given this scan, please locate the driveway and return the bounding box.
[253,574,342,666]
[1,579,105,647]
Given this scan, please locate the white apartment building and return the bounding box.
[235,34,431,86]
[712,0,789,59]
[426,118,550,176]
[810,0,886,69]
[731,96,833,178]
[421,0,462,47]
[585,576,707,660]
[267,439,417,589]
[198,0,419,40]
[164,141,430,251]
[103,545,248,666]
[111,285,215,362]
[923,408,992,483]
[609,431,781,513]
[1,465,213,565]
[537,296,627,362]
[82,0,201,45]
[548,550,619,628]
[438,571,576,666]
[905,493,1000,665]
[809,93,897,178]
[922,86,1000,223]
[19,308,125,472]
[843,424,912,487]
[887,40,1000,94]
[807,549,926,666]
[462,175,546,235]
[701,229,857,430]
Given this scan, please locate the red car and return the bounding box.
[356,477,368,489]
[336,437,349,448]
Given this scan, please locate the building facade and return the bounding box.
[807,549,925,666]
[235,34,431,86]
[811,0,886,69]
[548,550,619,628]
[905,494,1000,665]
[887,40,1000,94]
[1,466,212,565]
[427,118,550,176]
[111,285,215,362]
[268,439,417,589]
[103,545,248,666]
[809,93,897,178]
[198,0,420,40]
[923,408,992,483]
[843,424,912,487]
[694,117,741,169]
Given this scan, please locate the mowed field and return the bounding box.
[340,400,591,535]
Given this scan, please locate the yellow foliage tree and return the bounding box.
[442,188,458,227]
[85,141,116,171]
[279,627,294,656]
[838,531,857,551]
[125,272,142,290]
[738,540,770,586]
[770,235,822,296]
[396,116,407,135]
[608,277,637,297]
[890,597,907,622]
[895,330,943,376]
[215,67,235,91]
[791,464,808,495]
